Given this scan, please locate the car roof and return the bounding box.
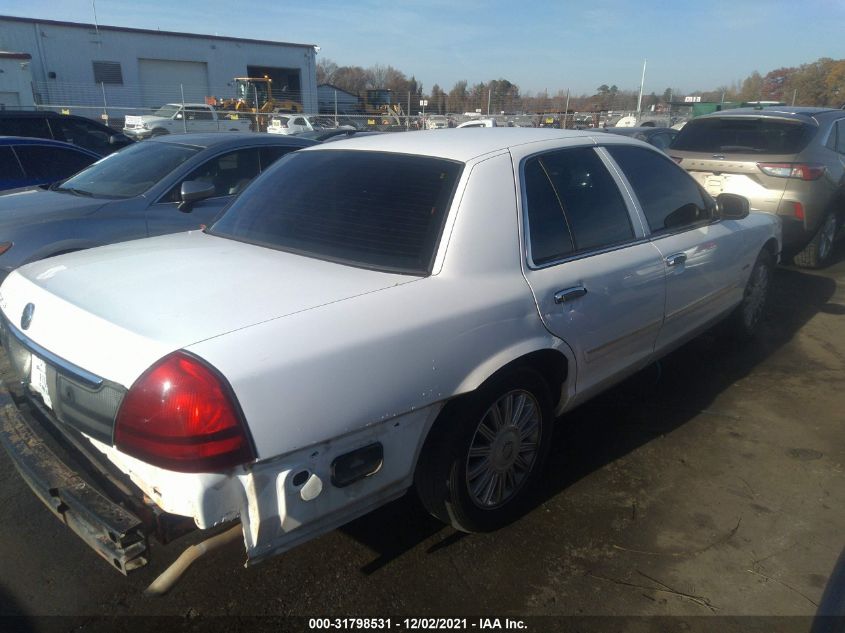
[0,110,62,118]
[697,106,842,122]
[150,132,319,149]
[304,128,599,162]
[603,127,675,135]
[0,135,100,154]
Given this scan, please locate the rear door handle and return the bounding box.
[554,286,587,304]
[665,253,687,267]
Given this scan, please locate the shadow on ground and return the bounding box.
[340,265,838,573]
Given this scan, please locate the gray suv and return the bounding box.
[670,107,845,267]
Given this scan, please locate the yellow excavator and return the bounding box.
[361,89,405,129]
[207,77,302,131]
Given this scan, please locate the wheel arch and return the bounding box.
[449,339,574,422]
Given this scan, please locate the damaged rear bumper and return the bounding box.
[0,381,149,574]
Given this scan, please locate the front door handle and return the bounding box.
[554,286,587,304]
[665,253,687,267]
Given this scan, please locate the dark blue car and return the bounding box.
[0,137,100,192]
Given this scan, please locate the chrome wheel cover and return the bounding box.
[466,389,541,509]
[819,214,837,262]
[742,259,770,330]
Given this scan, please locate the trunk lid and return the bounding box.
[0,231,416,387]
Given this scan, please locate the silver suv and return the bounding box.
[670,107,845,267]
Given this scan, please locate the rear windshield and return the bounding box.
[208,150,463,275]
[671,117,816,154]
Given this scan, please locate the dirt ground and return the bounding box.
[1,252,844,631]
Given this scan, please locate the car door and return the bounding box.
[604,144,748,354]
[145,146,292,236]
[518,146,666,400]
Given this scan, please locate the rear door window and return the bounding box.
[14,145,97,181]
[606,145,712,234]
[523,147,634,265]
[0,116,52,139]
[672,117,815,154]
[0,146,25,186]
[209,150,463,275]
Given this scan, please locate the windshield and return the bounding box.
[671,117,816,154]
[153,105,181,118]
[56,141,200,198]
[209,150,463,275]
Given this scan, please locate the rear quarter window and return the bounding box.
[672,117,816,154]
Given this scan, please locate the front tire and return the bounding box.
[415,368,553,533]
[794,211,837,269]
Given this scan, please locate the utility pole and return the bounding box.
[636,59,647,121]
[563,88,570,129]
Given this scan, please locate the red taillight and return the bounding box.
[115,352,255,473]
[757,162,825,181]
[792,201,805,221]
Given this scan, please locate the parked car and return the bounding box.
[0,136,100,192]
[0,133,315,283]
[456,118,499,128]
[426,115,450,130]
[670,106,845,267]
[0,110,132,155]
[123,104,252,139]
[266,114,314,135]
[296,128,379,142]
[0,129,779,587]
[601,126,678,151]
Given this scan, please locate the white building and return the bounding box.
[0,15,318,114]
[0,51,34,108]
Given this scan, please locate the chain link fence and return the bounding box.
[17,80,673,134]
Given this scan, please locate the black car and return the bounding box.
[0,110,132,155]
[600,126,678,151]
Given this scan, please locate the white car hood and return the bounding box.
[0,231,416,387]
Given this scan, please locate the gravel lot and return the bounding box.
[1,252,844,630]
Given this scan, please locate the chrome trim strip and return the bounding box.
[0,313,104,389]
[584,319,663,363]
[664,285,738,324]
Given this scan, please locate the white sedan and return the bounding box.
[266,114,314,135]
[0,129,780,588]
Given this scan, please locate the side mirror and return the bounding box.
[716,193,750,220]
[178,181,216,212]
[109,133,131,146]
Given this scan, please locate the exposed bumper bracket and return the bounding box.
[0,384,149,574]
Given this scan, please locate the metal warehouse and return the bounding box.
[0,14,318,115]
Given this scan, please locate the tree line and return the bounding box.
[317,57,845,114]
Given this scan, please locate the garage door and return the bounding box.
[0,92,21,108]
[138,59,209,107]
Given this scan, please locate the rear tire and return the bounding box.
[794,211,837,269]
[725,248,773,340]
[415,367,553,533]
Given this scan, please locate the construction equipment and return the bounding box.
[360,89,406,129]
[207,77,302,131]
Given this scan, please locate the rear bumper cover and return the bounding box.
[0,380,148,574]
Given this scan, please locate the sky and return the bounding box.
[2,0,844,96]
